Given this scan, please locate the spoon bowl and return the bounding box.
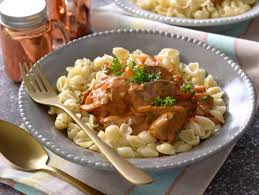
[0,119,103,195]
[0,119,48,170]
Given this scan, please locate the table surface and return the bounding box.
[0,1,259,195]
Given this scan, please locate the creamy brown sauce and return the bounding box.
[212,0,223,6]
[80,65,217,141]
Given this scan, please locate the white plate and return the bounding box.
[114,0,259,27]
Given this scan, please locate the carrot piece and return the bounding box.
[85,96,92,104]
[195,93,207,97]
[124,66,133,78]
[153,55,159,61]
[101,83,108,91]
[194,85,206,92]
[136,55,148,64]
[152,55,162,66]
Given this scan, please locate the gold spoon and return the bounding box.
[0,119,104,195]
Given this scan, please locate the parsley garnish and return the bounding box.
[128,60,137,70]
[147,71,161,81]
[180,82,194,92]
[152,96,177,106]
[152,96,164,106]
[130,67,161,83]
[111,57,123,76]
[127,60,161,83]
[164,96,177,106]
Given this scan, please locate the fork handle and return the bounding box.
[58,105,152,185]
[43,165,104,195]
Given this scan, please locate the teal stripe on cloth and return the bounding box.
[14,183,42,195]
[130,167,183,195]
[208,34,237,62]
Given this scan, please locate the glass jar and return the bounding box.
[0,0,69,82]
[46,0,91,40]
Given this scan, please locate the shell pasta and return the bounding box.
[49,47,226,158]
[132,0,257,19]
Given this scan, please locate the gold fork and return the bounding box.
[19,62,152,185]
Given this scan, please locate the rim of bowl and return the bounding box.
[113,0,259,27]
[19,29,257,171]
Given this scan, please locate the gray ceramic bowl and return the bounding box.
[114,0,259,32]
[19,29,256,171]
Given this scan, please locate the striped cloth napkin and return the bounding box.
[1,4,259,195]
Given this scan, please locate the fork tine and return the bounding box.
[31,65,47,92]
[35,64,53,91]
[19,63,35,94]
[23,63,38,92]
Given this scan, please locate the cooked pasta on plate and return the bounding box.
[49,47,226,158]
[132,0,257,19]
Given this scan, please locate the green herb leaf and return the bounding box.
[111,57,123,76]
[130,67,146,83]
[128,60,137,70]
[152,96,177,106]
[180,82,194,93]
[147,71,161,81]
[152,96,164,106]
[163,96,177,106]
[130,67,161,83]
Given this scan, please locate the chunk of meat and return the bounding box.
[147,101,196,141]
[80,103,111,118]
[149,112,175,141]
[148,110,188,141]
[81,96,129,118]
[144,65,172,80]
[127,80,176,109]
[82,76,113,98]
[80,72,203,142]
[100,115,128,127]
[80,76,129,117]
[143,80,176,102]
[176,90,193,101]
[127,84,146,109]
[177,100,197,118]
[80,77,113,117]
[100,114,149,135]
[126,114,149,134]
[110,77,129,104]
[135,105,184,117]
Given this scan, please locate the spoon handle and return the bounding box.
[43,165,104,195]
